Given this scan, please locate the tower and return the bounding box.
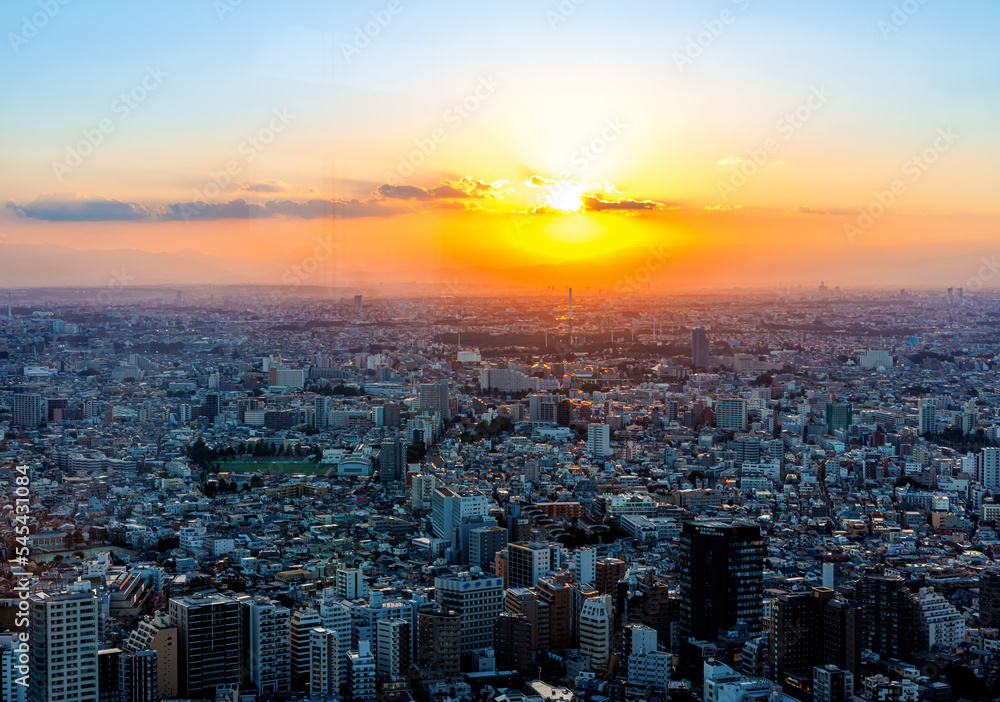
[678,521,764,642]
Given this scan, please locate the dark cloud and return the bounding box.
[7,197,152,222]
[159,199,272,221]
[376,177,507,201]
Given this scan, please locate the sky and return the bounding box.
[2,0,999,291]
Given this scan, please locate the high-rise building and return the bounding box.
[595,558,626,595]
[309,628,341,699]
[431,487,489,541]
[0,634,28,702]
[503,588,550,653]
[469,526,508,570]
[336,568,367,600]
[679,521,764,642]
[13,393,42,427]
[290,609,323,691]
[379,436,407,483]
[375,618,411,681]
[98,648,120,702]
[979,569,1000,628]
[587,423,612,458]
[715,399,748,432]
[825,403,853,433]
[536,573,573,650]
[416,604,461,676]
[120,612,178,699]
[494,613,533,674]
[434,571,504,653]
[169,594,241,698]
[238,596,290,693]
[856,575,920,661]
[574,547,597,585]
[507,542,556,589]
[918,398,937,435]
[118,650,157,702]
[917,587,963,649]
[579,596,613,670]
[977,448,1000,491]
[204,392,221,420]
[314,395,330,428]
[29,582,100,702]
[692,328,710,369]
[347,642,376,702]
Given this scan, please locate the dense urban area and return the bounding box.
[4,284,1000,702]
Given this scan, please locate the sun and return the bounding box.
[544,181,587,211]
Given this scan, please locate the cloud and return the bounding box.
[716,157,745,166]
[7,196,153,221]
[784,206,828,215]
[581,195,664,212]
[265,198,394,219]
[704,205,744,211]
[160,198,272,221]
[376,177,509,201]
[239,180,292,193]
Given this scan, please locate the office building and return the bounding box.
[29,582,100,702]
[692,328,710,369]
[507,542,556,589]
[679,521,764,641]
[825,403,853,433]
[469,525,508,570]
[431,487,489,541]
[434,571,504,653]
[169,594,241,698]
[98,648,120,702]
[379,436,407,483]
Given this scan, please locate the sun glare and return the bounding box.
[544,181,587,211]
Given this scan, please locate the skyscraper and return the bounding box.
[290,609,323,691]
[13,393,42,427]
[309,628,341,699]
[29,582,100,702]
[238,596,290,693]
[692,328,710,369]
[856,575,920,661]
[679,521,764,641]
[169,594,241,698]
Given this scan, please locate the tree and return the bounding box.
[407,442,427,463]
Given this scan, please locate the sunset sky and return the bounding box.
[2,0,999,290]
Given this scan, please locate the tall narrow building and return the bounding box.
[168,594,241,698]
[691,328,710,369]
[679,521,764,642]
[29,582,100,702]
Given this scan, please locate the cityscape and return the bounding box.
[3,2,1000,702]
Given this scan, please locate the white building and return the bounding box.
[977,448,1000,491]
[579,596,613,670]
[29,582,99,702]
[239,596,290,693]
[573,547,597,585]
[587,423,612,457]
[309,628,341,700]
[917,588,963,648]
